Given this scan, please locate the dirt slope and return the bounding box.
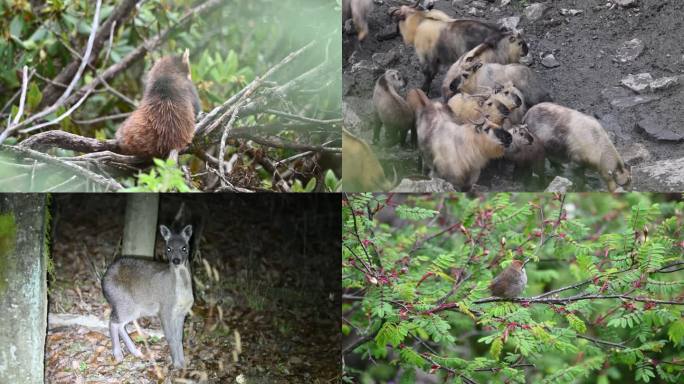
[343,0,684,191]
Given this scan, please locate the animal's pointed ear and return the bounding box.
[181,225,193,242]
[160,225,171,242]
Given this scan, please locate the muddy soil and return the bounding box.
[343,0,684,191]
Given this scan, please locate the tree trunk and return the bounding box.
[0,194,48,383]
[122,194,159,258]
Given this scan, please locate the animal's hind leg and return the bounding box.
[118,322,144,358]
[109,320,123,362]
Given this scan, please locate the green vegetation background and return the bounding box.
[343,193,683,383]
[0,0,340,191]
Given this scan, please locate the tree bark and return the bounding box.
[0,194,48,383]
[122,194,159,258]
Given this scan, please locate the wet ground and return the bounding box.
[343,0,684,191]
[45,195,340,383]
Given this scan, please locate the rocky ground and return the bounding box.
[45,195,340,383]
[343,0,684,192]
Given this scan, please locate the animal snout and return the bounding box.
[495,129,513,147]
[172,258,181,265]
[512,94,522,108]
[498,103,510,116]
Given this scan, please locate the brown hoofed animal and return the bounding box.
[453,62,551,108]
[442,32,529,100]
[389,5,501,93]
[343,0,373,41]
[504,124,545,182]
[372,69,415,147]
[407,89,512,191]
[524,103,631,192]
[116,49,200,159]
[446,93,510,126]
[488,82,526,126]
[342,128,396,192]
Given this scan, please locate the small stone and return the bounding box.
[371,51,399,68]
[545,176,573,193]
[612,0,638,7]
[636,117,684,142]
[451,0,470,8]
[649,76,679,91]
[601,87,660,109]
[560,8,583,16]
[632,157,684,192]
[471,0,488,9]
[392,178,457,193]
[498,16,520,31]
[501,0,511,6]
[621,142,652,166]
[614,38,644,63]
[541,54,560,68]
[519,55,534,66]
[468,7,484,16]
[524,3,550,21]
[350,60,378,74]
[620,73,653,93]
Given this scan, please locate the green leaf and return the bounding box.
[10,16,24,38]
[566,313,587,333]
[490,338,503,360]
[26,83,42,111]
[395,206,438,220]
[667,319,684,347]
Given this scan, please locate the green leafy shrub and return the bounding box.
[342,193,684,383]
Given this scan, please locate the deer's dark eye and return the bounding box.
[504,91,509,95]
[167,247,171,252]
[182,247,187,252]
[486,102,492,106]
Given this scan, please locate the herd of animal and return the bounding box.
[342,0,632,192]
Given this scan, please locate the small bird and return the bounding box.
[489,260,527,298]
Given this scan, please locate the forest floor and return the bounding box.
[343,0,684,191]
[45,195,340,384]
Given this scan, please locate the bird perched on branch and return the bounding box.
[489,259,527,298]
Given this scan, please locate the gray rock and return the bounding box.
[471,0,488,9]
[392,178,457,192]
[501,0,511,6]
[636,117,684,142]
[468,7,484,16]
[452,0,470,8]
[650,76,680,91]
[621,142,652,166]
[519,55,534,66]
[372,51,399,68]
[545,176,573,193]
[620,73,653,93]
[350,59,378,74]
[614,38,644,63]
[498,16,521,31]
[560,8,583,16]
[541,54,560,68]
[612,0,638,7]
[524,3,550,21]
[601,87,661,109]
[599,113,629,141]
[344,96,376,132]
[633,157,684,192]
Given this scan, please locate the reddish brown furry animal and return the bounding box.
[342,128,396,191]
[389,5,501,93]
[116,49,200,159]
[504,124,545,183]
[343,0,373,41]
[407,88,512,191]
[446,92,510,126]
[442,31,528,100]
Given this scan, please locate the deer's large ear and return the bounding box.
[181,225,193,241]
[160,225,171,242]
